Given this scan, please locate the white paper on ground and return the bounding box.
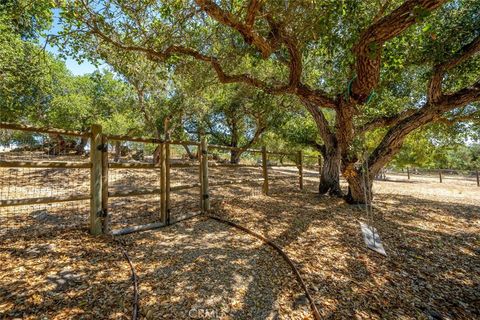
[360,222,386,256]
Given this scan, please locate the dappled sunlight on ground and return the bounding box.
[0,230,132,319]
[1,164,479,319]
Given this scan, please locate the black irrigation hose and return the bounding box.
[111,214,321,320]
[113,239,139,320]
[206,215,321,320]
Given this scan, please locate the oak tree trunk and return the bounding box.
[230,150,241,164]
[114,141,121,162]
[47,135,66,156]
[229,120,240,164]
[183,145,197,160]
[319,149,342,197]
[344,169,375,205]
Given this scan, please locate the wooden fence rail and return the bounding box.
[3,122,480,236]
[0,122,89,137]
[3,121,480,236]
[1,122,317,235]
[0,195,91,207]
[0,161,90,168]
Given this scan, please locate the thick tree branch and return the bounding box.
[367,107,433,173]
[81,2,337,110]
[283,36,302,89]
[242,125,266,151]
[195,0,315,98]
[195,0,305,92]
[302,100,336,148]
[437,80,480,109]
[436,111,480,125]
[195,0,274,58]
[368,79,480,173]
[366,35,480,158]
[357,108,418,133]
[429,35,480,103]
[87,18,293,95]
[297,83,337,109]
[351,0,447,103]
[245,0,263,28]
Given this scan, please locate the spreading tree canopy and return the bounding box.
[55,0,480,203]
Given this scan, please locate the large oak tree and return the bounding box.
[58,0,480,203]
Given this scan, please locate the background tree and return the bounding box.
[0,0,55,122]
[189,84,288,163]
[390,124,480,170]
[0,2,139,154]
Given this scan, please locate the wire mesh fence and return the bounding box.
[207,147,265,204]
[168,142,202,223]
[105,138,162,230]
[1,122,319,236]
[5,122,477,238]
[266,152,303,191]
[0,126,91,239]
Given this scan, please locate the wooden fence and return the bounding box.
[1,122,317,236]
[385,167,480,186]
[3,122,477,236]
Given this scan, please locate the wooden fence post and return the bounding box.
[407,167,410,180]
[200,136,210,212]
[159,142,166,224]
[90,124,103,235]
[101,135,109,233]
[165,140,171,225]
[439,169,443,183]
[262,146,269,195]
[476,169,479,187]
[298,150,303,190]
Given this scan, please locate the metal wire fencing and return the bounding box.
[1,122,318,236]
[0,124,91,239]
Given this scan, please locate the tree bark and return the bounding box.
[344,166,375,204]
[230,149,241,164]
[319,148,342,196]
[114,141,122,162]
[303,101,343,197]
[47,134,66,156]
[183,145,197,160]
[228,121,265,164]
[229,117,240,164]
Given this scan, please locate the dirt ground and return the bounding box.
[1,165,479,319]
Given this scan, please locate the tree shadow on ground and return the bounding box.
[142,178,477,319]
[0,204,89,243]
[225,181,480,319]
[0,230,133,319]
[2,177,478,319]
[114,180,366,319]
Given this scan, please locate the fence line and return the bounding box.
[389,167,480,186]
[0,122,89,137]
[3,122,477,236]
[1,122,312,235]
